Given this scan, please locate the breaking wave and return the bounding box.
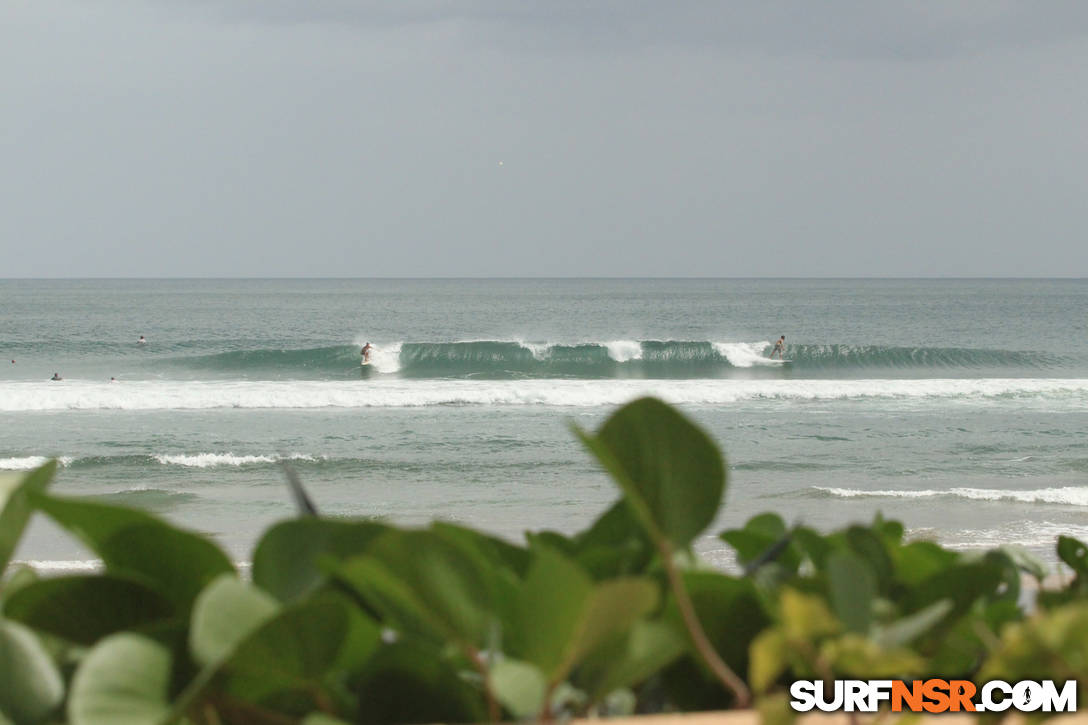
[163,341,1060,379]
[814,485,1088,507]
[3,378,1087,411]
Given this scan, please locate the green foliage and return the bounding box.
[0,619,64,725]
[574,396,725,549]
[0,462,56,573]
[0,398,1086,724]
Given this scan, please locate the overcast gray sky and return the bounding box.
[2,1,1087,277]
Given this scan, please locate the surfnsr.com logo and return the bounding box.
[789,680,1078,713]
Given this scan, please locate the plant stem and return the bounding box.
[662,543,751,708]
[465,645,500,723]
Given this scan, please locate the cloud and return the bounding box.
[175,0,1088,61]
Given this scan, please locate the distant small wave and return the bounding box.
[0,456,73,470]
[160,340,1060,380]
[152,453,320,468]
[814,485,1088,507]
[95,488,200,508]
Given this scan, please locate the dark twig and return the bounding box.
[280,462,319,516]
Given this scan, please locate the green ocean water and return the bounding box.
[2,278,1087,567]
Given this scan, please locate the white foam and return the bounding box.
[0,456,74,470]
[713,341,776,367]
[153,453,318,468]
[817,485,1088,507]
[934,521,1088,552]
[519,341,552,360]
[366,342,403,374]
[1,378,1087,411]
[604,340,643,362]
[15,559,102,572]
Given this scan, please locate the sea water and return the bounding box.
[2,278,1086,568]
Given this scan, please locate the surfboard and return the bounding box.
[361,360,371,366]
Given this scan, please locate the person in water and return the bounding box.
[50,373,62,381]
[138,335,147,344]
[770,335,786,359]
[361,342,373,362]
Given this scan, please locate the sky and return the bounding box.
[2,1,1087,277]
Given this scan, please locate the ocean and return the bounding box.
[2,278,1087,569]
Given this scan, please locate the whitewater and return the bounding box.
[5,377,1088,411]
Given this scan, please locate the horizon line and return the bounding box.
[2,275,1087,281]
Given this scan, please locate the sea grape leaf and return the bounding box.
[827,550,876,633]
[872,599,954,649]
[431,521,531,579]
[3,575,174,645]
[489,658,547,720]
[0,618,64,725]
[1057,536,1088,576]
[569,500,655,579]
[890,541,959,586]
[189,575,281,668]
[0,566,38,608]
[351,640,487,725]
[748,628,789,693]
[720,515,800,574]
[779,589,839,641]
[67,633,172,725]
[575,397,726,549]
[252,518,389,603]
[303,716,351,725]
[843,525,893,594]
[215,593,381,713]
[574,619,686,704]
[996,545,1049,582]
[513,546,658,684]
[791,527,832,570]
[820,633,927,678]
[335,529,494,650]
[0,462,56,574]
[905,562,1003,623]
[31,493,233,612]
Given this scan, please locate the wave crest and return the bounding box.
[164,340,1059,379]
[814,485,1088,507]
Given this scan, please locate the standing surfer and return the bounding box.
[361,342,373,363]
[770,335,785,359]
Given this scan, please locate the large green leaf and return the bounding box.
[0,462,57,574]
[574,619,686,704]
[189,575,280,668]
[575,397,726,549]
[570,500,655,580]
[1057,535,1088,576]
[843,526,893,594]
[905,562,1003,623]
[215,594,381,714]
[3,575,174,645]
[252,518,389,603]
[430,522,531,579]
[31,494,233,611]
[488,658,547,720]
[513,546,659,685]
[827,550,876,633]
[351,640,487,725]
[0,618,64,725]
[720,513,800,574]
[67,633,172,725]
[335,529,494,650]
